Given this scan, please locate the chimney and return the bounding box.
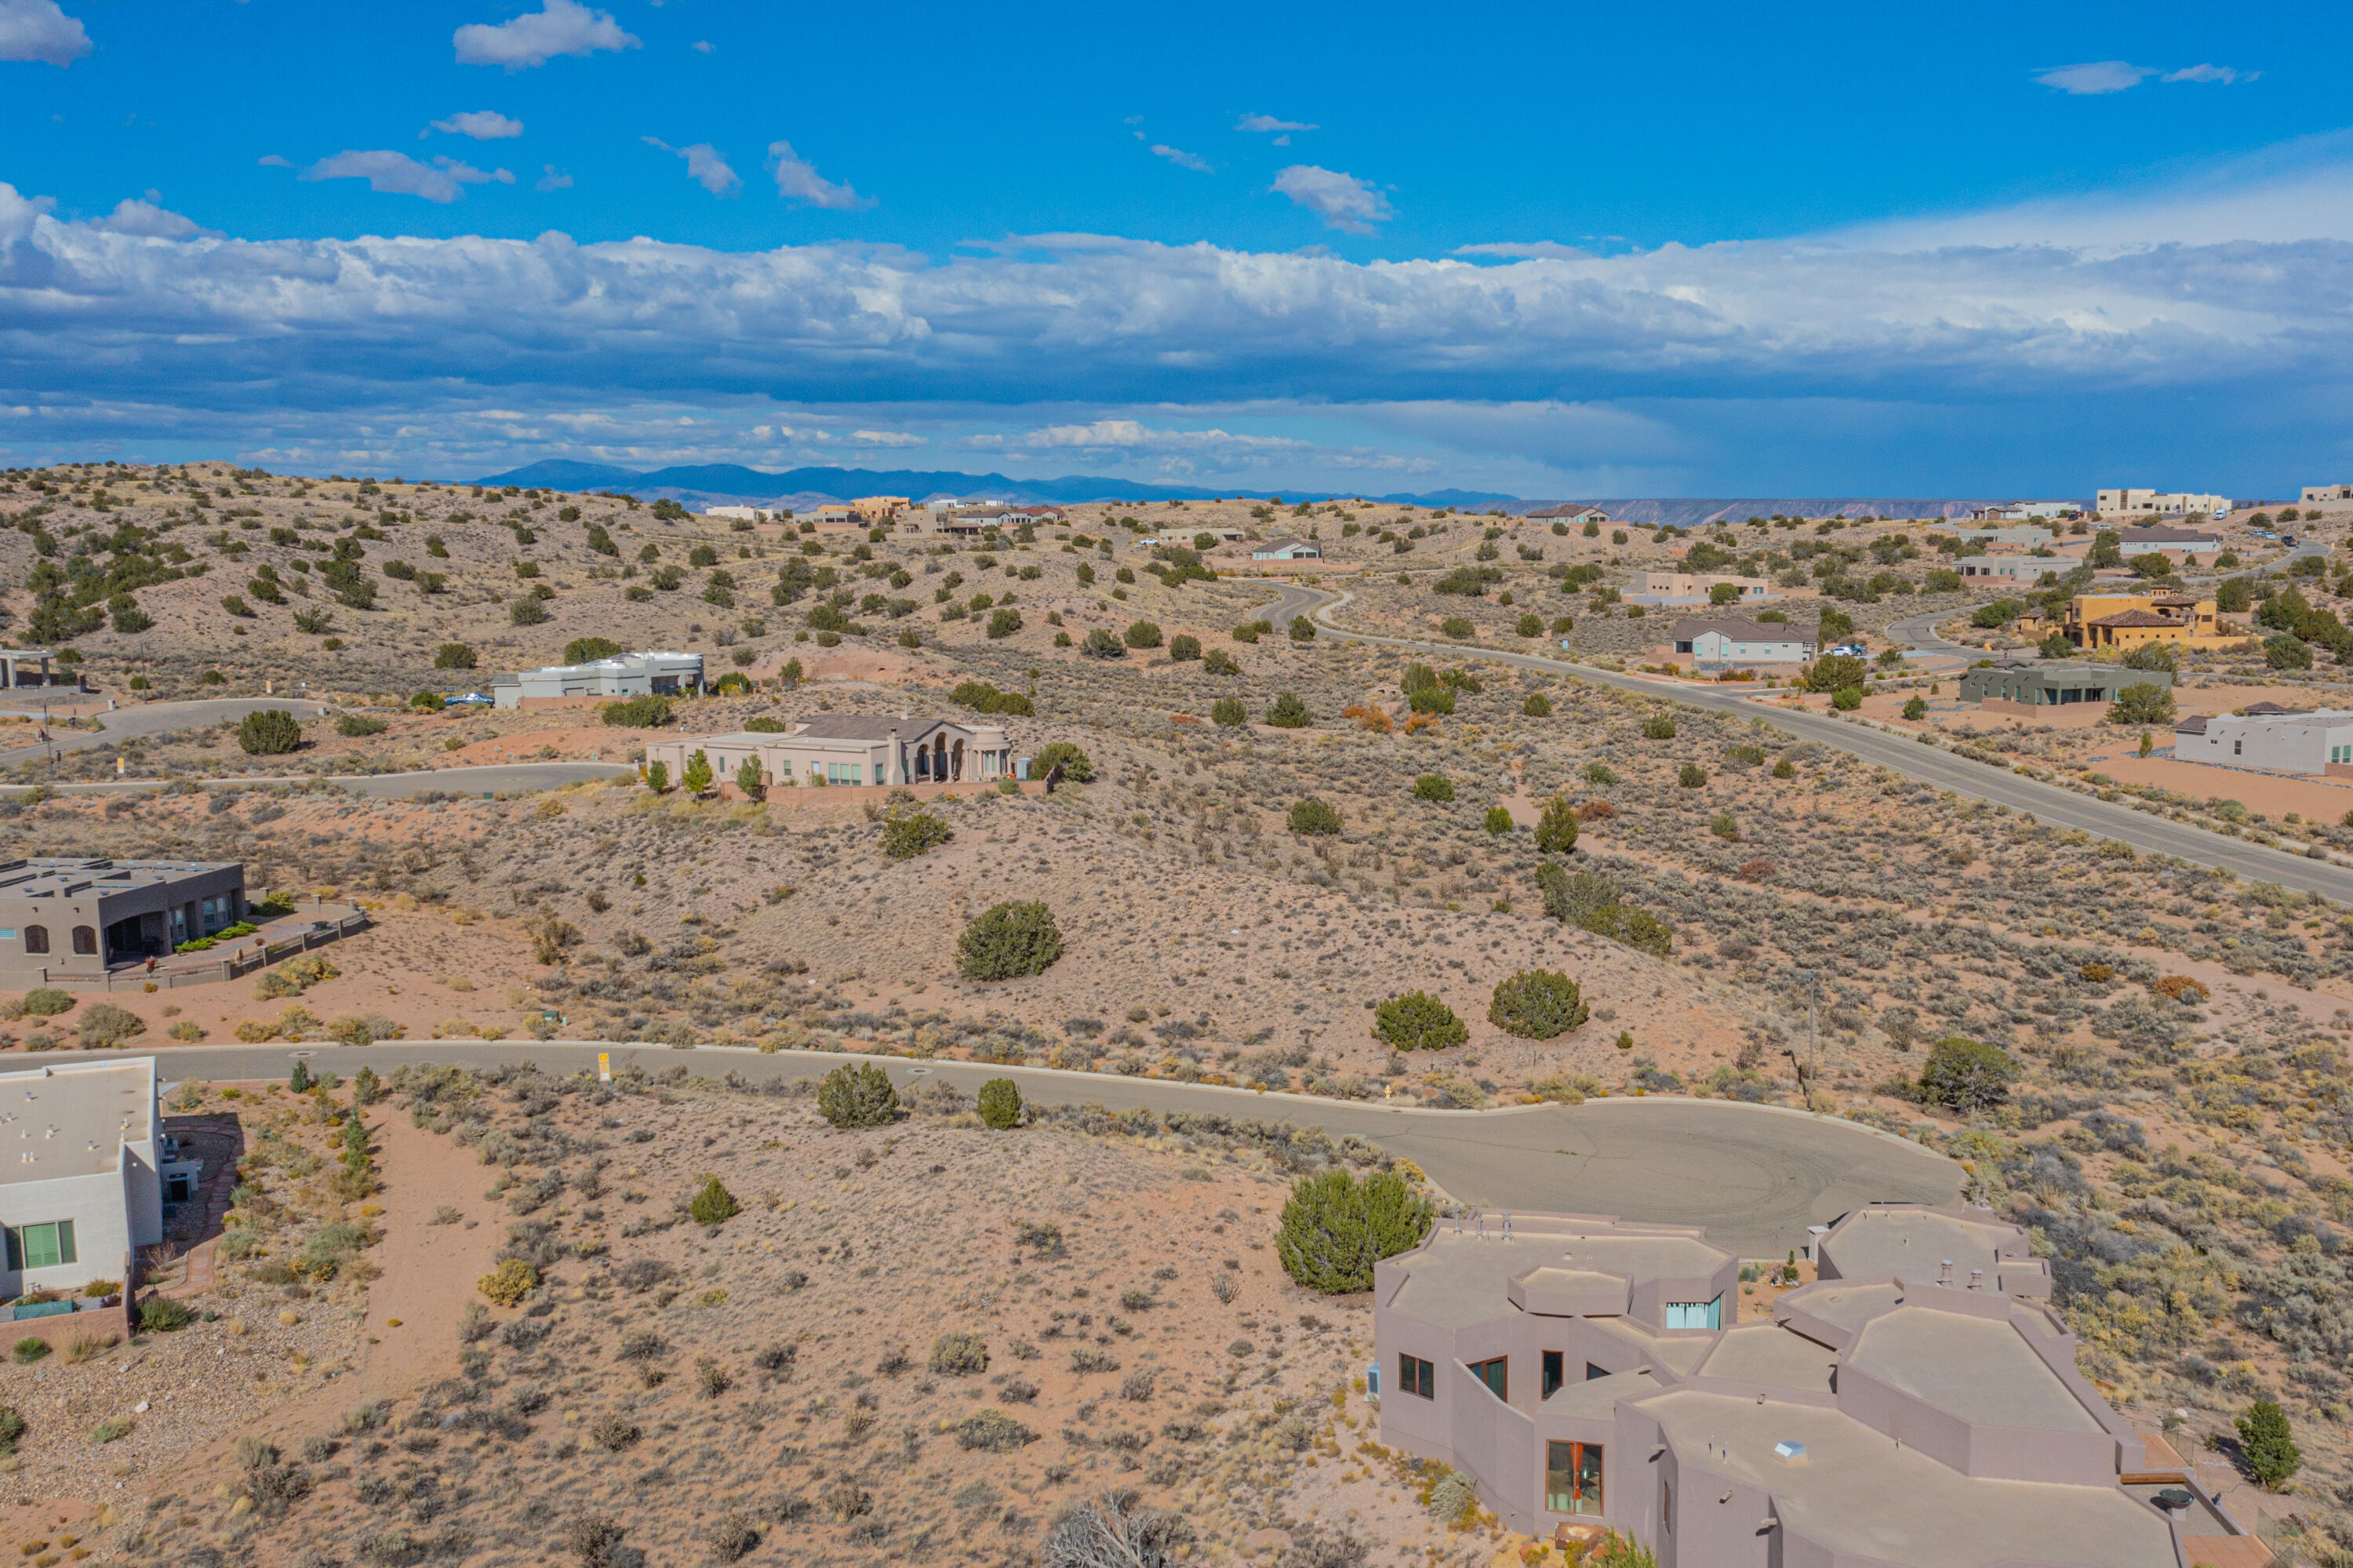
[1938,1259,1953,1286]
[1969,1268,1984,1292]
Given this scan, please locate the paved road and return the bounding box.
[1307,588,2353,899]
[116,1041,1956,1258]
[0,697,332,766]
[0,761,632,799]
[1238,577,1331,636]
[1885,608,1980,659]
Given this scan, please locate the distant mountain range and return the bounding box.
[468,462,2004,526]
[468,460,1519,510]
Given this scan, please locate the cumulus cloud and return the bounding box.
[2163,63,2253,84]
[96,197,216,239]
[0,0,88,66]
[1271,165,1392,233]
[851,429,924,446]
[1236,113,1315,133]
[453,0,638,70]
[1151,144,1212,173]
[1017,419,1310,457]
[428,110,524,140]
[2033,60,2155,94]
[644,138,740,197]
[536,166,573,192]
[296,151,515,202]
[766,141,868,210]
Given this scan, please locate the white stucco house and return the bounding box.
[1252,537,1322,560]
[644,713,1016,790]
[0,1057,176,1301]
[2173,705,2353,775]
[1667,616,1816,668]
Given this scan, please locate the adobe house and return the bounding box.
[1958,663,2170,713]
[1374,1203,2247,1566]
[643,714,1015,790]
[0,857,245,981]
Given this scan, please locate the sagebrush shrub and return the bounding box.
[930,1331,991,1376]
[1287,798,1341,835]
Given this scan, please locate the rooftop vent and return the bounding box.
[1773,1441,1806,1462]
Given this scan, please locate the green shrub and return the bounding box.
[1203,649,1239,675]
[2264,635,2313,671]
[1917,1037,2019,1113]
[1901,697,1926,721]
[433,642,476,669]
[688,1177,740,1225]
[1677,763,1707,788]
[138,1295,192,1332]
[977,1078,1023,1130]
[508,595,549,626]
[1830,686,1863,711]
[10,1338,46,1364]
[77,1002,145,1049]
[1275,1169,1434,1293]
[1535,795,1579,853]
[602,696,672,727]
[237,709,302,755]
[409,689,446,712]
[2238,1399,2301,1490]
[1641,713,1675,740]
[1488,970,1588,1039]
[1375,991,1467,1051]
[1264,693,1311,728]
[1804,653,1867,692]
[22,988,74,1018]
[680,750,714,794]
[1288,617,1317,642]
[1287,798,1341,835]
[880,813,953,860]
[958,901,1064,980]
[1483,806,1513,835]
[1124,620,1163,649]
[645,761,669,792]
[1082,628,1126,659]
[0,1405,23,1453]
[1411,774,1455,802]
[930,1331,990,1376]
[477,1259,538,1306]
[1515,613,1543,637]
[1523,693,1551,716]
[1169,634,1201,661]
[336,714,387,737]
[1439,617,1475,639]
[955,1410,1038,1452]
[817,1062,899,1129]
[1407,685,1455,715]
[1708,813,1739,841]
[987,607,1023,639]
[1210,697,1247,727]
[1028,742,1093,782]
[564,636,624,664]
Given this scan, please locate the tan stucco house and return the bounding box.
[644,714,1014,790]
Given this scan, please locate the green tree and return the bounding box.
[987,607,1023,639]
[1516,613,1544,636]
[2122,642,2178,673]
[2107,682,2174,726]
[1124,620,1163,649]
[958,901,1064,980]
[1288,797,1342,835]
[689,1177,740,1225]
[1082,628,1126,659]
[1535,795,1579,853]
[1483,806,1514,835]
[1408,685,1456,715]
[880,812,953,860]
[1902,697,1927,720]
[681,750,715,794]
[1375,991,1467,1051]
[1275,1169,1435,1294]
[1411,774,1455,802]
[817,1063,899,1128]
[1288,617,1317,642]
[2087,529,2122,568]
[1918,1037,2020,1114]
[1488,970,1589,1039]
[1831,686,1864,710]
[1210,697,1247,727]
[645,760,669,792]
[1029,742,1093,782]
[565,636,624,664]
[2237,1399,2301,1490]
[508,596,550,626]
[433,642,476,670]
[1264,693,1312,728]
[977,1078,1023,1130]
[1804,653,1867,693]
[1677,763,1707,788]
[2265,635,2313,671]
[237,709,303,756]
[1523,693,1552,716]
[1169,634,1201,661]
[2038,629,2073,659]
[289,1059,314,1093]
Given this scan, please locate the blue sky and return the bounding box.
[2,0,2350,497]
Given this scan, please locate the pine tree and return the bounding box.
[1276,1169,1435,1293]
[681,749,714,793]
[1535,795,1580,854]
[2238,1399,2301,1490]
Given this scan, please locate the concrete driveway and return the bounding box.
[118,1040,1957,1257]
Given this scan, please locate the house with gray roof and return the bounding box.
[1667,617,1814,668]
[1374,1202,2248,1566]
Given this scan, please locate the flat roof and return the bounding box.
[1846,1307,2102,1433]
[0,1058,155,1182]
[1638,1390,2169,1568]
[0,858,239,900]
[1387,1227,1733,1328]
[1824,1209,2017,1279]
[1694,1322,1838,1395]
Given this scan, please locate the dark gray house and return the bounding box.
[1958,663,2172,708]
[0,858,245,982]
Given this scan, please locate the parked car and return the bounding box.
[1828,642,1867,657]
[445,692,493,707]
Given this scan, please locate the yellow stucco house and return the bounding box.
[2019,591,2244,652]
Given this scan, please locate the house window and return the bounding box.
[22,926,46,955]
[71,926,96,956]
[1542,1350,1564,1399]
[2235,740,2242,755]
[1468,1357,1507,1400]
[827,762,864,785]
[1545,1440,1602,1515]
[1664,1297,1722,1330]
[1586,1362,1609,1381]
[5,1220,76,1271]
[1398,1354,1435,1399]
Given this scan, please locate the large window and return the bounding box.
[19,926,43,954]
[1468,1357,1507,1401]
[826,762,864,785]
[5,1221,77,1271]
[71,926,96,956]
[1546,1440,1602,1515]
[1542,1350,1564,1400]
[1664,1297,1722,1330]
[1398,1354,1435,1399]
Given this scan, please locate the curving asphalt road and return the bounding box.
[107,1040,1956,1258]
[0,760,634,799]
[1304,587,2353,899]
[0,697,332,766]
[1240,577,1333,637]
[1884,607,1980,659]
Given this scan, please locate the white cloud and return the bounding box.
[0,0,89,67]
[2035,60,2155,94]
[851,430,924,446]
[692,39,714,53]
[453,0,638,71]
[429,110,524,140]
[255,155,292,169]
[1017,419,1309,457]
[536,166,573,192]
[1151,144,1212,173]
[96,197,216,239]
[1271,165,1392,233]
[2163,63,2253,85]
[296,151,513,202]
[644,138,740,197]
[766,141,868,210]
[1236,114,1316,133]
